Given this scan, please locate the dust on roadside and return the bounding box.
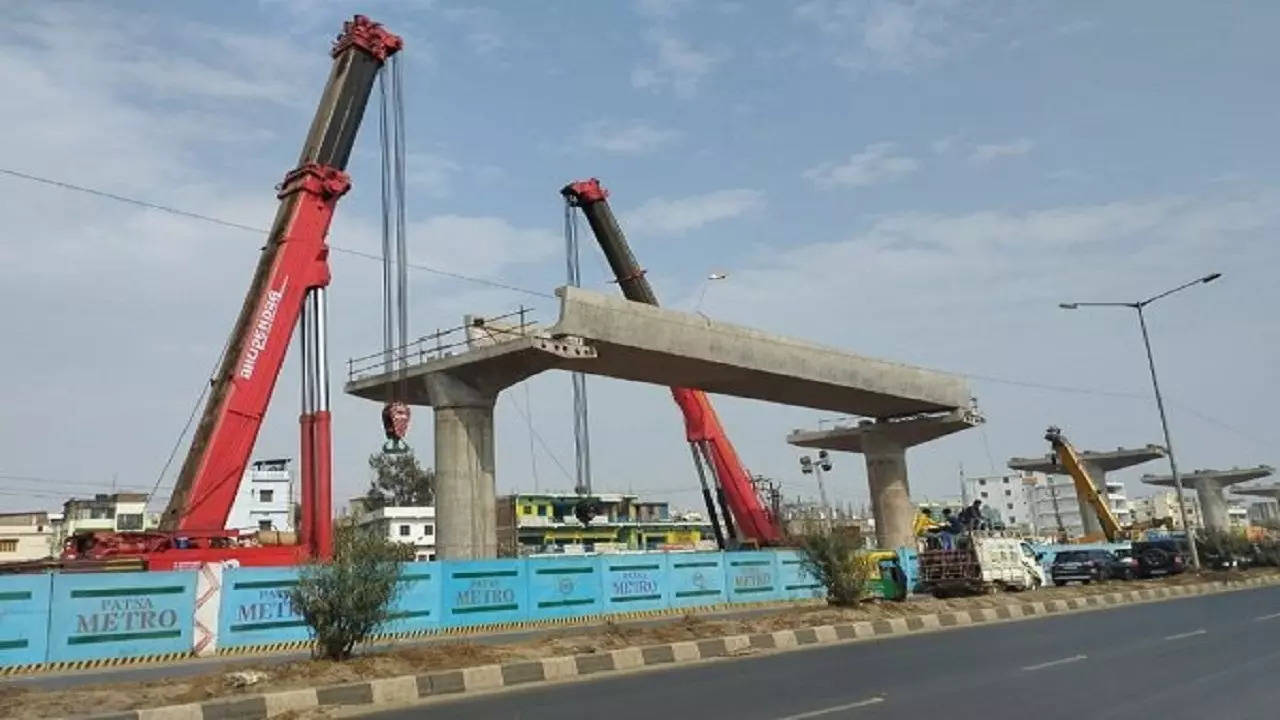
[3,568,1271,720]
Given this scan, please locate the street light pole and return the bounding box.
[1059,272,1220,570]
[1135,304,1195,556]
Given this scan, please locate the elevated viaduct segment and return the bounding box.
[787,409,983,549]
[1143,465,1275,532]
[346,286,973,559]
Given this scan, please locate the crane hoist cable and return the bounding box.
[378,53,412,454]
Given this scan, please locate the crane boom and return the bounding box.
[560,179,783,546]
[138,15,394,556]
[1045,426,1123,542]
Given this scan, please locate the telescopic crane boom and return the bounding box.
[1045,426,1123,543]
[560,179,783,546]
[63,16,402,570]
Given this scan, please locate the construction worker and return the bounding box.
[959,500,984,531]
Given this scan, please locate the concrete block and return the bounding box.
[853,621,876,638]
[422,670,466,694]
[696,638,728,658]
[723,635,752,652]
[748,633,776,649]
[461,664,504,691]
[316,683,372,707]
[540,656,578,681]
[369,676,418,705]
[200,697,267,720]
[138,705,202,720]
[611,647,644,670]
[500,661,546,685]
[771,630,799,649]
[813,625,839,642]
[976,608,999,622]
[793,628,820,644]
[641,645,676,664]
[670,641,700,662]
[264,688,319,715]
[919,614,942,629]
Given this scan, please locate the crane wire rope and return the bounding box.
[0,167,1269,451]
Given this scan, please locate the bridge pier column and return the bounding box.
[428,373,497,560]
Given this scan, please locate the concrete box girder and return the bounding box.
[787,409,983,453]
[347,286,972,417]
[1143,466,1275,533]
[1008,445,1166,474]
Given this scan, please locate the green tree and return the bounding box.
[289,526,409,660]
[796,530,875,606]
[365,450,434,509]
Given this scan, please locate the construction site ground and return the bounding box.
[3,568,1272,720]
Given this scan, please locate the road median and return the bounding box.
[21,570,1278,720]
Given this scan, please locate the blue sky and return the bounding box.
[0,0,1276,518]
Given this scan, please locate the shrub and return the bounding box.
[796,531,875,606]
[289,527,408,660]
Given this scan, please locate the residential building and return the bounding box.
[346,500,435,561]
[1027,473,1132,537]
[0,511,61,561]
[1247,501,1279,527]
[1228,504,1249,532]
[225,458,294,533]
[495,492,714,556]
[962,473,1036,530]
[1131,491,1204,530]
[62,492,152,535]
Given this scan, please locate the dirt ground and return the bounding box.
[4,569,1272,720]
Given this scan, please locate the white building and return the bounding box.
[1026,473,1132,537]
[962,473,1035,530]
[226,458,294,533]
[63,492,152,535]
[1248,501,1279,526]
[1131,491,1203,530]
[349,503,436,561]
[0,511,61,562]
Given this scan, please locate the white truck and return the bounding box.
[918,534,1045,597]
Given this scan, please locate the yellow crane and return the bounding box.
[1044,426,1123,543]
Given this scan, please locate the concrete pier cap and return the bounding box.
[348,286,976,560]
[1143,465,1276,533]
[1008,443,1165,536]
[787,407,984,549]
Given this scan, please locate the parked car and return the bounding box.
[1051,549,1125,585]
[1131,539,1188,578]
[1111,548,1139,579]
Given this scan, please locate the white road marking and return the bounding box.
[1255,612,1280,621]
[1164,629,1207,641]
[775,696,885,719]
[1022,654,1088,671]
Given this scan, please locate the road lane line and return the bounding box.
[775,696,884,719]
[1021,654,1087,671]
[1164,629,1207,641]
[1255,612,1280,621]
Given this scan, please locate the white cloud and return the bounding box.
[623,189,764,236]
[635,0,690,17]
[413,215,558,277]
[406,152,461,197]
[932,134,960,154]
[631,32,721,98]
[581,120,679,155]
[804,142,919,188]
[794,0,992,73]
[970,138,1035,163]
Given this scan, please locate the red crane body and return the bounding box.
[60,16,401,570]
[561,179,783,546]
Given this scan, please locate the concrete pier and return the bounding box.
[787,409,983,549]
[1143,465,1275,533]
[348,287,974,559]
[1009,444,1165,536]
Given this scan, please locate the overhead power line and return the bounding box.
[0,166,553,299]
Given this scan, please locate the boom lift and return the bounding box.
[61,16,402,570]
[560,179,783,547]
[1044,426,1123,543]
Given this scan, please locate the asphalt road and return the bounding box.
[365,585,1280,720]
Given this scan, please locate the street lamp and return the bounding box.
[1059,272,1221,568]
[694,272,728,312]
[799,451,834,529]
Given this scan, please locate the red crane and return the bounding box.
[60,16,402,570]
[561,179,784,547]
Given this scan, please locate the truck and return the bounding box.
[918,533,1045,597]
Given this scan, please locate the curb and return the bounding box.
[76,574,1280,720]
